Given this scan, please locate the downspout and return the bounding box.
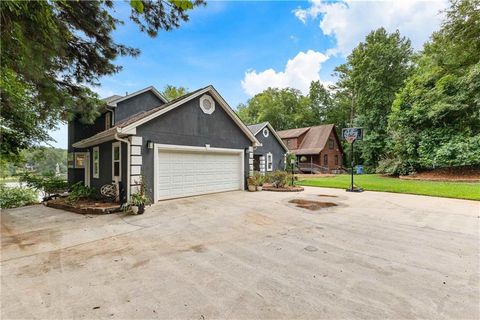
[114,133,130,202]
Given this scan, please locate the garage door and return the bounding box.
[156,148,243,200]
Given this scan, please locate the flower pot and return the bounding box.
[248,185,256,192]
[131,205,139,215]
[256,186,263,191]
[137,204,145,214]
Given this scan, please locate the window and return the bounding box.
[328,139,334,149]
[67,153,74,168]
[286,139,291,147]
[335,155,339,165]
[105,112,111,129]
[75,153,86,168]
[199,94,215,114]
[323,154,328,166]
[93,147,100,178]
[266,152,273,171]
[112,142,121,181]
[263,127,269,137]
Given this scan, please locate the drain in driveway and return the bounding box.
[289,199,337,211]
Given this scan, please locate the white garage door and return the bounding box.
[156,148,243,200]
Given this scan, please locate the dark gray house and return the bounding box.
[69,85,260,202]
[247,122,288,173]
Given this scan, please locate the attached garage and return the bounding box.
[154,145,244,201]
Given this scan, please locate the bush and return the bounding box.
[266,170,291,188]
[0,184,38,209]
[252,171,266,186]
[21,173,69,198]
[65,182,96,204]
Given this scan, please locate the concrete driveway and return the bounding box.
[1,187,479,319]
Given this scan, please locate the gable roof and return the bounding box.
[247,122,269,136]
[73,86,260,148]
[247,122,288,152]
[105,86,168,106]
[277,124,341,155]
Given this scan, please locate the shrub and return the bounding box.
[252,171,266,186]
[21,173,69,199]
[0,184,38,209]
[65,182,96,204]
[266,170,290,188]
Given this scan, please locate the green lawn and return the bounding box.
[298,174,480,201]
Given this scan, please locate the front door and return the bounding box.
[84,153,90,187]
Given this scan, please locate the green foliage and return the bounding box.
[298,174,480,201]
[334,27,414,167]
[21,173,69,197]
[252,171,266,186]
[0,0,204,159]
[65,182,96,205]
[285,153,297,172]
[266,170,290,188]
[129,174,151,206]
[161,85,189,101]
[21,148,67,176]
[388,0,480,174]
[0,184,38,209]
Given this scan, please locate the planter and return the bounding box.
[248,185,256,192]
[131,205,139,214]
[137,204,145,214]
[256,186,263,191]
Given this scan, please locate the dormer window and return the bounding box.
[328,138,334,149]
[105,112,111,129]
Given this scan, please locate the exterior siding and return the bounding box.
[115,91,164,123]
[319,131,343,170]
[253,128,286,171]
[135,94,253,201]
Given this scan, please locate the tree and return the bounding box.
[334,28,414,168]
[161,85,189,101]
[0,0,205,159]
[307,81,333,125]
[387,0,480,174]
[237,87,312,130]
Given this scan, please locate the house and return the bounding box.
[68,85,261,202]
[247,122,289,173]
[277,124,344,173]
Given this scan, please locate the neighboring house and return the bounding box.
[277,124,344,173]
[247,122,288,173]
[68,85,260,202]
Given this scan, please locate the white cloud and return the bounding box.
[293,0,449,56]
[241,50,329,96]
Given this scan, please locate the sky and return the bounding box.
[48,0,449,149]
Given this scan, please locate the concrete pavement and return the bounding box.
[1,187,479,319]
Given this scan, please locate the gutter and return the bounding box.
[114,133,131,202]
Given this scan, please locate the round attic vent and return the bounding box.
[263,127,269,137]
[200,94,215,114]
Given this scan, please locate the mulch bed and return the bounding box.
[399,166,480,182]
[45,198,121,215]
[262,185,304,192]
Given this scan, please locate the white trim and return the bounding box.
[199,94,215,114]
[112,142,121,182]
[263,127,269,137]
[266,152,273,171]
[154,143,245,202]
[249,122,288,152]
[107,86,168,106]
[84,152,90,187]
[121,86,260,147]
[92,146,100,178]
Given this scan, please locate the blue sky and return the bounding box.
[48,0,448,149]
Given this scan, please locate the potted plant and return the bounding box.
[130,192,149,214]
[128,174,151,214]
[247,176,256,192]
[253,171,265,191]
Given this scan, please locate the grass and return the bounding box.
[298,174,480,201]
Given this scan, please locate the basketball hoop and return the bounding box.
[345,136,356,144]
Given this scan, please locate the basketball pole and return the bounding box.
[350,140,354,191]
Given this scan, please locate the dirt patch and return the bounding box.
[289,199,337,211]
[399,166,480,182]
[2,228,61,250]
[317,194,338,198]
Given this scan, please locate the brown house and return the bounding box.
[278,124,344,173]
